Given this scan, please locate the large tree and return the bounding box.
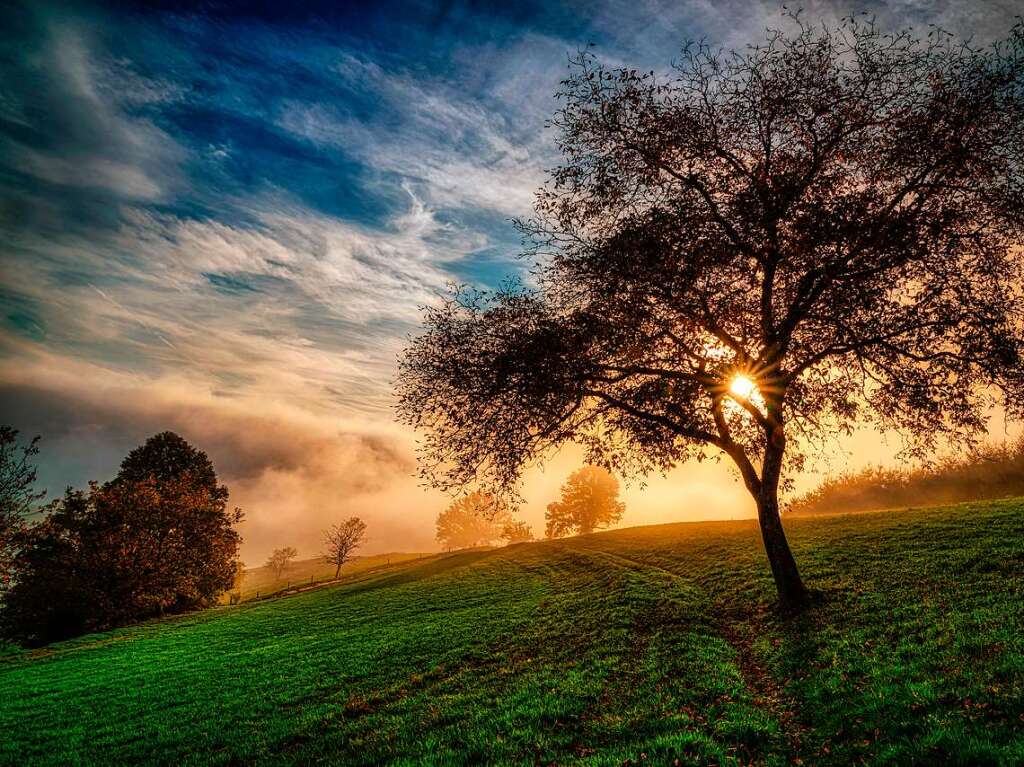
[545,466,625,538]
[398,16,1024,607]
[1,433,242,644]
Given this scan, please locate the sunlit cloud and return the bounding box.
[1,0,1018,560]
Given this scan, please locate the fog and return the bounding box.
[0,355,770,562]
[6,350,1017,563]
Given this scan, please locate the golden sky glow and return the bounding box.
[2,1,1019,563]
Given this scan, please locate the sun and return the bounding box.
[729,374,757,400]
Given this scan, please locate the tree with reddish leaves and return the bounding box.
[1,433,242,644]
[398,15,1024,608]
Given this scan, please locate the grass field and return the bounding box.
[234,552,434,601]
[2,499,1022,766]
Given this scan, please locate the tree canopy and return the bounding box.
[114,431,221,492]
[398,15,1024,607]
[1,433,242,644]
[435,492,511,550]
[546,466,625,538]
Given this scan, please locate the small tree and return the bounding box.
[323,517,368,578]
[398,17,1024,608]
[545,466,625,538]
[228,560,246,605]
[501,520,534,544]
[435,492,511,550]
[266,547,298,581]
[0,427,45,593]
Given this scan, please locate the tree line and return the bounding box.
[0,428,366,646]
[789,438,1024,516]
[435,465,625,550]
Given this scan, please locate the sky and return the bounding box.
[1,0,1020,562]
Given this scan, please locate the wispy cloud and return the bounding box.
[2,21,183,203]
[1,0,1018,558]
[5,187,476,418]
[276,49,553,218]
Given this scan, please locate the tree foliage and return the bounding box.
[323,517,368,578]
[501,520,534,544]
[115,431,220,490]
[0,427,44,593]
[545,466,625,538]
[266,547,298,580]
[435,492,511,550]
[790,437,1024,515]
[1,432,242,645]
[398,15,1024,606]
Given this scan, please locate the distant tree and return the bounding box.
[0,427,45,593]
[501,520,534,544]
[545,466,625,538]
[266,547,298,581]
[228,560,246,605]
[789,437,1024,515]
[0,433,242,645]
[323,517,368,578]
[435,492,511,550]
[398,16,1024,607]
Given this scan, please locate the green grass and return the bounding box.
[2,499,1023,765]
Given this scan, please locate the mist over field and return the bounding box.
[0,357,764,560]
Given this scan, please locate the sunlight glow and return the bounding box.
[729,374,757,400]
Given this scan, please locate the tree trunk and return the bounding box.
[757,431,809,609]
[756,488,808,608]
[334,563,341,578]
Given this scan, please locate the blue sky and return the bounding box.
[1,0,1018,558]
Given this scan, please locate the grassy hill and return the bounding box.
[1,500,1022,766]
[235,552,434,601]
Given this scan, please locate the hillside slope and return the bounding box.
[236,551,435,601]
[2,500,1023,766]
